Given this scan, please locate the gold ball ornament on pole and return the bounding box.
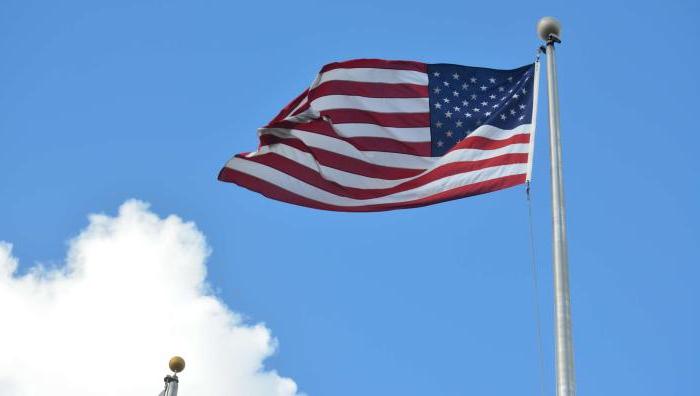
[169,356,186,373]
[536,16,562,41]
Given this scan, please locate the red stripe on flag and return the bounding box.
[343,137,431,156]
[309,81,429,99]
[452,133,530,151]
[259,133,432,156]
[319,109,429,127]
[320,59,427,73]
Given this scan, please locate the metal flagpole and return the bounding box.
[162,374,179,396]
[160,356,186,396]
[537,17,576,396]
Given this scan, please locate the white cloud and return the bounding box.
[0,200,300,396]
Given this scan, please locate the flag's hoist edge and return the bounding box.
[218,59,540,212]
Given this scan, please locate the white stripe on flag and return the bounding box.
[331,124,431,142]
[318,68,428,85]
[310,95,429,113]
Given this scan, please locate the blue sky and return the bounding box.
[1,0,698,395]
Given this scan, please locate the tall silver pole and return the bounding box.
[163,375,179,396]
[160,356,185,396]
[537,17,576,396]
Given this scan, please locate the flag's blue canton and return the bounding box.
[427,63,535,156]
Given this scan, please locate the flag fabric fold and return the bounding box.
[219,58,539,212]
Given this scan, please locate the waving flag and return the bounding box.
[218,59,539,212]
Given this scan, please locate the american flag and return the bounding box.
[218,59,540,212]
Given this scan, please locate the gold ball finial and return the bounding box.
[537,16,562,41]
[169,356,186,373]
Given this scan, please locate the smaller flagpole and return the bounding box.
[161,356,186,396]
[537,17,576,396]
[163,374,179,396]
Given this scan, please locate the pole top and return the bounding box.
[537,17,562,41]
[169,356,186,373]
